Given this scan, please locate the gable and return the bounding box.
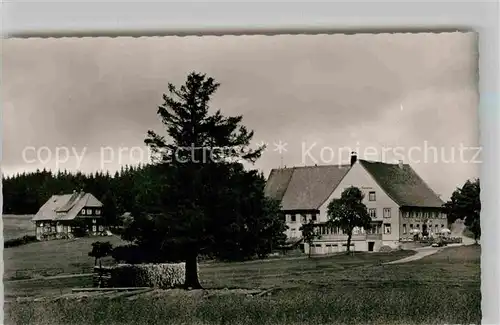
[318,161,398,220]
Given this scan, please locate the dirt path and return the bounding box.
[385,221,478,265]
[383,246,441,264]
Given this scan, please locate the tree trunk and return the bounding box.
[346,233,352,255]
[184,253,202,289]
[308,242,312,258]
[98,258,102,287]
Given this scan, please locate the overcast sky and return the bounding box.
[2,32,479,199]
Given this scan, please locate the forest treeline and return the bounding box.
[2,165,151,225]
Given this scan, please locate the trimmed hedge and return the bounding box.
[4,235,37,248]
[95,263,194,289]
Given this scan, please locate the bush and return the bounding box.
[111,245,150,264]
[105,263,189,288]
[379,245,392,252]
[111,244,186,264]
[4,235,37,248]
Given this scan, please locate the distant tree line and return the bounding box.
[1,165,152,226]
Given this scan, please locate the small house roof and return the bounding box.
[32,191,103,221]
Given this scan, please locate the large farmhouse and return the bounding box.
[264,153,447,253]
[32,191,104,240]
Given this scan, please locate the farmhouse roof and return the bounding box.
[264,164,351,210]
[265,159,444,210]
[32,191,103,221]
[358,160,444,208]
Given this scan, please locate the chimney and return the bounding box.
[350,152,357,166]
[398,160,404,169]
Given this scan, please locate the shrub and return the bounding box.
[106,263,190,288]
[89,241,113,266]
[4,235,37,248]
[379,245,392,252]
[111,245,150,264]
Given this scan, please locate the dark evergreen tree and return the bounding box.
[126,72,282,289]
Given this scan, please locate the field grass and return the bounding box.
[3,235,129,280]
[4,245,481,325]
[2,214,35,241]
[4,276,94,298]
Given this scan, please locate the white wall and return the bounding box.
[284,212,317,238]
[318,161,401,242]
[305,239,374,254]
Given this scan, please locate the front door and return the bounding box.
[422,224,428,237]
[368,242,375,252]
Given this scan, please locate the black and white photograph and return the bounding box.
[2,32,481,324]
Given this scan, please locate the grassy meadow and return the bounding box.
[2,214,35,241]
[3,234,129,281]
[4,245,481,325]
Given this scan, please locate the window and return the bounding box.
[96,209,101,215]
[369,191,376,201]
[441,224,445,228]
[87,209,92,215]
[383,208,391,218]
[311,214,317,221]
[369,208,377,219]
[92,225,97,232]
[81,209,86,215]
[92,219,96,224]
[301,214,307,223]
[416,224,420,229]
[403,224,407,234]
[384,223,391,234]
[291,214,296,222]
[435,224,438,232]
